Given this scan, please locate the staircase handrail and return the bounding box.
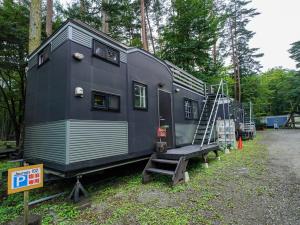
[208,94,221,144]
[201,79,223,147]
[192,95,209,145]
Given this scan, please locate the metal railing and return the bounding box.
[192,95,208,145]
[200,79,223,147]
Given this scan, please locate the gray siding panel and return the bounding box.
[28,55,37,70]
[71,28,92,48]
[52,28,68,51]
[24,121,66,164]
[68,120,128,164]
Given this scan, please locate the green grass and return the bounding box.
[0,134,268,225]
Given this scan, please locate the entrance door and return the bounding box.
[158,90,174,148]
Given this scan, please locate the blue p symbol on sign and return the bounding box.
[13,175,27,188]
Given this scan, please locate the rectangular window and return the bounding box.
[38,44,51,66]
[93,40,120,65]
[92,91,120,112]
[184,99,192,119]
[133,82,147,110]
[184,99,199,120]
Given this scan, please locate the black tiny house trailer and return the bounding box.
[24,20,220,181]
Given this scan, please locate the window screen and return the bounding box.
[184,100,192,119]
[38,44,51,66]
[108,95,120,112]
[133,82,147,110]
[184,99,199,120]
[192,101,199,119]
[93,40,120,65]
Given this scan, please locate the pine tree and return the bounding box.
[221,0,263,102]
[289,41,300,69]
[160,0,221,78]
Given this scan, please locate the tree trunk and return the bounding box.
[212,42,217,66]
[140,0,148,51]
[46,0,53,37]
[29,0,41,54]
[145,4,155,54]
[80,0,87,19]
[102,0,109,33]
[229,21,238,101]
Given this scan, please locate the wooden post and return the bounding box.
[24,190,29,225]
[23,162,29,225]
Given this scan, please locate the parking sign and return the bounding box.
[7,164,43,194]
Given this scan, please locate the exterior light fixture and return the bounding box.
[175,88,180,93]
[75,87,84,97]
[158,82,165,88]
[73,52,85,61]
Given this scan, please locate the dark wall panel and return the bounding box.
[25,41,70,124]
[68,42,127,121]
[127,51,173,154]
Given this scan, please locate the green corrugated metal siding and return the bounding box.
[68,120,128,164]
[24,121,67,164]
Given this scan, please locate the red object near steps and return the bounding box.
[238,137,243,150]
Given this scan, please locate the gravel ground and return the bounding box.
[260,129,300,225]
[216,129,300,225]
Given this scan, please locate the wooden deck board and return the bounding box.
[159,144,219,159]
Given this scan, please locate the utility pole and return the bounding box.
[140,0,148,51]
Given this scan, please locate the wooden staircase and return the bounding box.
[142,153,188,185]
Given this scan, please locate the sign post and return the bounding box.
[7,163,43,225]
[24,190,29,225]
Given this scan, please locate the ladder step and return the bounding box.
[152,159,179,165]
[146,168,175,176]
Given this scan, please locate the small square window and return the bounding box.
[93,93,107,110]
[92,91,120,112]
[38,44,51,66]
[133,82,147,110]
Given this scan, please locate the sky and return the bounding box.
[247,0,300,71]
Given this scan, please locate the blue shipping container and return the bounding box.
[266,116,288,128]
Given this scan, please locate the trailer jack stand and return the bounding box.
[69,176,88,202]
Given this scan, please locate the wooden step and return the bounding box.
[152,159,179,165]
[146,168,175,176]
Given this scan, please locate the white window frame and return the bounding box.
[133,82,147,110]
